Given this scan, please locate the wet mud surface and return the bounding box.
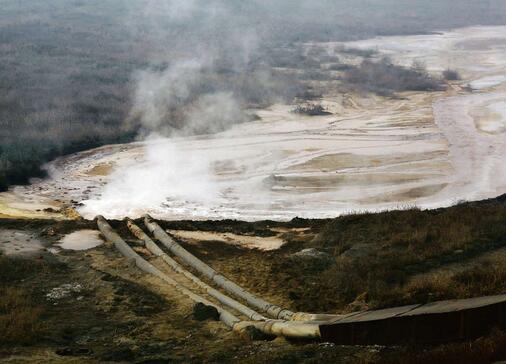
[2,26,506,222]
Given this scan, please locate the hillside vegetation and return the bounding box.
[271,196,506,313]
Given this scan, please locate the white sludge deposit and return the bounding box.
[2,26,506,221]
[57,230,104,251]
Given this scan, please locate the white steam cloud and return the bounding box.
[130,59,247,136]
[81,135,220,218]
[86,57,247,216]
[83,1,261,218]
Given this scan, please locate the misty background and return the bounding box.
[1,0,506,190]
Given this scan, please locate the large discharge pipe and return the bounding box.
[97,216,240,327]
[126,218,266,321]
[97,216,321,339]
[144,215,295,320]
[143,216,342,322]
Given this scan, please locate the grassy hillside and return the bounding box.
[299,195,506,311]
[2,195,506,362]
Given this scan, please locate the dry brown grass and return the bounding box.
[0,287,44,346]
[267,198,506,312]
[403,261,506,303]
[0,256,48,346]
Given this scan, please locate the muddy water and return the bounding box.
[57,230,104,251]
[2,26,506,221]
[0,230,46,256]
